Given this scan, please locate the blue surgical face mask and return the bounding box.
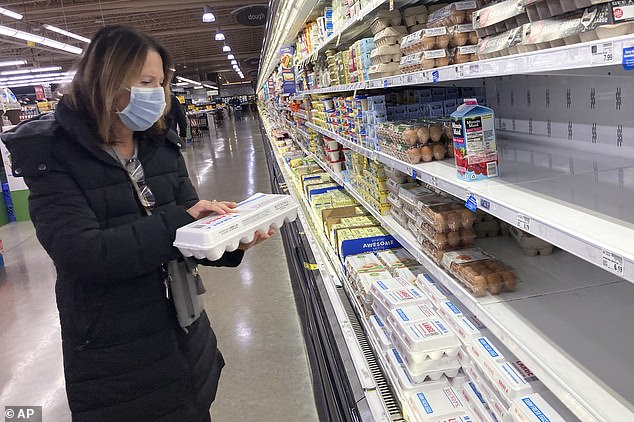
[117,86,166,131]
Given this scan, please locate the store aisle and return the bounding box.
[0,112,319,421]
[183,112,319,421]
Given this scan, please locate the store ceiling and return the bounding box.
[0,0,267,85]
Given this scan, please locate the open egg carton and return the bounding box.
[174,193,298,261]
[442,248,519,297]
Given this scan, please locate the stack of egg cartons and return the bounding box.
[473,0,528,59]
[345,252,393,317]
[403,4,428,33]
[376,248,422,281]
[398,184,434,233]
[385,167,416,229]
[369,8,407,79]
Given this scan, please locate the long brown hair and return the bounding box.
[64,25,173,144]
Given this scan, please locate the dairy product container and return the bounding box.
[408,381,468,422]
[391,317,462,360]
[174,193,298,261]
[368,315,393,351]
[373,286,429,315]
[460,382,497,422]
[345,252,385,274]
[370,278,412,298]
[509,393,566,422]
[416,273,453,306]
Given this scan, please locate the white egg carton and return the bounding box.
[376,247,419,271]
[416,273,453,306]
[408,381,471,422]
[174,193,298,261]
[393,266,424,284]
[372,285,430,317]
[509,393,567,422]
[357,271,396,301]
[368,315,393,351]
[345,252,386,275]
[460,381,497,422]
[385,348,424,397]
[386,303,438,330]
[370,277,413,298]
[390,316,463,361]
[463,356,511,422]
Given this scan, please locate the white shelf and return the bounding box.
[284,119,634,421]
[307,123,634,285]
[306,122,378,160]
[299,35,634,95]
[294,110,309,120]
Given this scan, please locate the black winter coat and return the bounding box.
[2,102,243,422]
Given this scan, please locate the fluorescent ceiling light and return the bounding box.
[1,66,62,76]
[227,54,234,60]
[240,75,245,79]
[202,6,216,23]
[223,45,231,52]
[176,76,200,85]
[193,85,203,89]
[0,59,27,67]
[0,25,83,55]
[43,24,90,43]
[0,7,23,20]
[175,82,189,86]
[0,72,72,82]
[230,60,237,65]
[202,83,216,89]
[214,31,225,41]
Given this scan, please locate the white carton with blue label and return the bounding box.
[509,393,566,422]
[460,382,497,422]
[416,273,453,306]
[368,315,393,351]
[408,380,475,422]
[450,99,498,182]
[391,316,462,362]
[174,193,298,261]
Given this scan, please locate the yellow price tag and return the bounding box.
[304,262,319,271]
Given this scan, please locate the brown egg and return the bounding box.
[436,232,449,249]
[445,211,460,232]
[447,231,461,247]
[487,273,503,294]
[423,37,437,50]
[471,275,488,296]
[502,271,517,291]
[452,11,467,25]
[469,32,479,45]
[407,147,422,164]
[479,268,493,275]
[460,209,475,228]
[453,32,468,47]
[434,212,447,231]
[432,143,446,160]
[429,125,443,142]
[460,228,476,245]
[417,126,430,144]
[403,128,419,145]
[464,266,478,277]
[454,53,471,64]
[421,145,433,162]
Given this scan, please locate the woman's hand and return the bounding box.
[187,200,237,220]
[239,227,275,251]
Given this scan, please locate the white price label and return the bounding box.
[517,214,530,231]
[405,74,415,84]
[602,250,624,276]
[591,42,614,64]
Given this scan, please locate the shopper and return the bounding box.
[235,103,242,121]
[1,26,273,422]
[168,93,188,143]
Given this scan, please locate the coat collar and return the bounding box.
[54,101,169,167]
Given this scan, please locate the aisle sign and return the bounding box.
[622,46,634,70]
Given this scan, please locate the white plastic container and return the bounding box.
[387,303,437,329]
[460,382,497,422]
[393,266,424,284]
[464,361,510,422]
[357,271,395,300]
[174,193,298,261]
[374,286,429,315]
[324,138,339,150]
[453,315,484,345]
[469,337,506,381]
[415,273,452,306]
[391,317,462,361]
[345,253,385,275]
[510,393,567,422]
[325,150,342,161]
[385,348,424,397]
[368,315,393,351]
[370,278,412,299]
[437,300,464,327]
[493,361,534,401]
[408,381,468,422]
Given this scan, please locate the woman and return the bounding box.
[2,26,271,422]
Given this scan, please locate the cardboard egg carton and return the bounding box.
[174,193,298,261]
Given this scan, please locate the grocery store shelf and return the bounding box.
[299,34,634,95]
[294,110,309,120]
[307,122,634,285]
[286,120,634,421]
[297,0,386,68]
[306,122,378,160]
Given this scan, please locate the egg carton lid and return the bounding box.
[407,381,468,422]
[391,316,462,360]
[511,393,567,422]
[373,285,429,313]
[357,270,396,292]
[415,273,454,306]
[370,277,412,298]
[460,381,497,422]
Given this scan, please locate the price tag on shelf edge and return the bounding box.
[432,70,439,83]
[591,42,614,64]
[465,194,477,212]
[601,249,624,276]
[517,213,531,231]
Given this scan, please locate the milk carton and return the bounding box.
[450,99,498,181]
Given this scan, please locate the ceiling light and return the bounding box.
[43,24,90,43]
[227,54,234,60]
[230,60,237,65]
[193,85,203,89]
[240,75,245,79]
[176,76,200,85]
[175,82,189,86]
[214,30,225,41]
[1,66,61,76]
[0,25,83,54]
[202,6,216,23]
[202,83,216,89]
[0,59,27,67]
[223,45,231,52]
[0,7,23,20]
[233,65,239,69]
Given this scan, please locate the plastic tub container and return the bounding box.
[174,193,298,261]
[325,149,341,161]
[326,158,345,172]
[442,249,518,296]
[323,137,339,150]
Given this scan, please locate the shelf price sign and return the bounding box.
[517,213,531,231]
[602,250,624,276]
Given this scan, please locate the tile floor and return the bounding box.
[0,111,319,422]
